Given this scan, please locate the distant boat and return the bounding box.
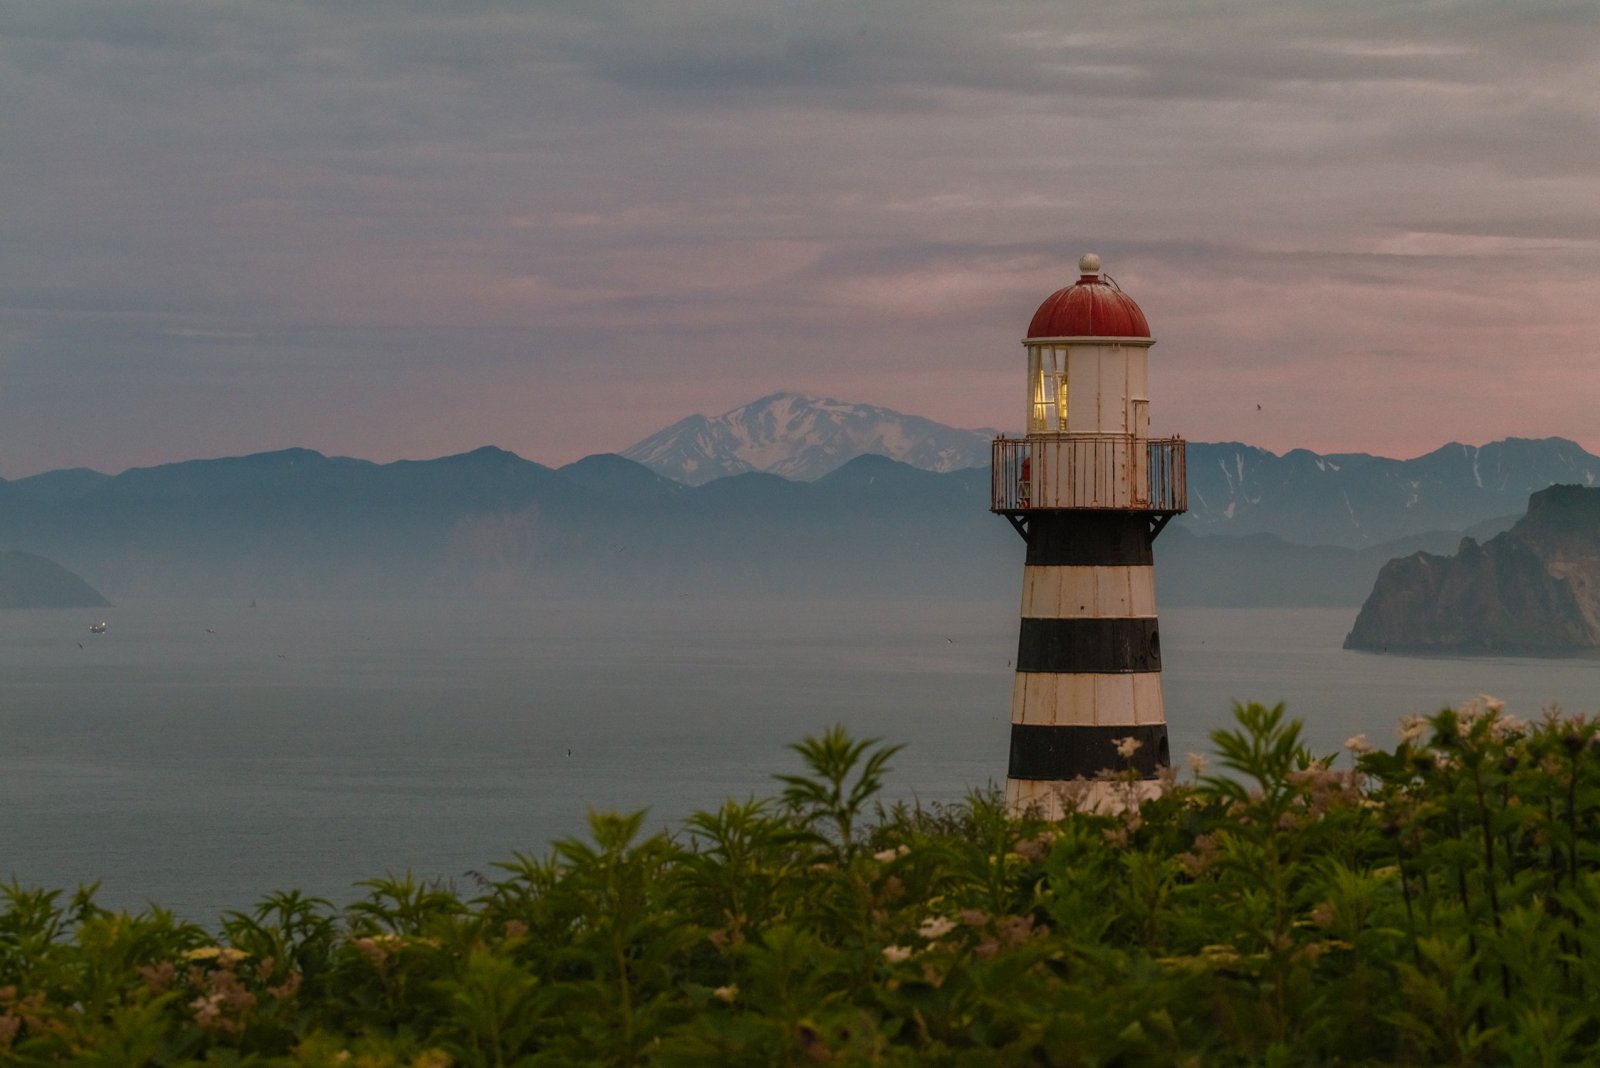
[89,621,107,634]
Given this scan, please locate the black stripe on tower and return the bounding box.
[1016,618,1161,673]
[1025,512,1152,567]
[1009,723,1170,780]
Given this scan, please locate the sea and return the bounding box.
[5,596,1600,924]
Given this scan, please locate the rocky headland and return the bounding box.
[1345,484,1600,654]
[0,550,110,609]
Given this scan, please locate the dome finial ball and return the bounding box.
[1078,252,1102,276]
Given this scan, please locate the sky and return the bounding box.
[2,0,1598,478]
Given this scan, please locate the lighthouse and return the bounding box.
[990,254,1187,816]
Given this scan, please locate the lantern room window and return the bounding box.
[1027,345,1068,433]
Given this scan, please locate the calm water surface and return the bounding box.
[4,596,1600,922]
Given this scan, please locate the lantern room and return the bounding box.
[991,254,1184,519]
[1024,253,1155,438]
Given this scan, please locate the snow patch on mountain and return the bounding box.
[1183,437,1600,547]
[621,392,997,485]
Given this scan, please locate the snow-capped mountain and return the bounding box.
[621,392,997,485]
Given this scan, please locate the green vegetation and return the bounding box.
[7,703,1600,1065]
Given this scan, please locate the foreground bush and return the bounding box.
[5,700,1600,1065]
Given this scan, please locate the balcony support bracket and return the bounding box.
[1147,513,1173,543]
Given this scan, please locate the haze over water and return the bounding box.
[5,597,1600,923]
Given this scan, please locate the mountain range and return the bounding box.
[618,393,1597,548]
[621,392,996,485]
[0,448,1010,601]
[3,394,1595,606]
[1183,438,1599,548]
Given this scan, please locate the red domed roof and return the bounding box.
[1026,254,1151,339]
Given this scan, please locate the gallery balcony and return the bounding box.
[991,435,1187,516]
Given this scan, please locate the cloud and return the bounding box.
[0,0,1597,474]
[1372,232,1600,258]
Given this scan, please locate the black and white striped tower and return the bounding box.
[990,254,1187,816]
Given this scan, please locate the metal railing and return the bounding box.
[991,435,1187,513]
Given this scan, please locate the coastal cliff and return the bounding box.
[1345,485,1600,654]
[0,550,109,609]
